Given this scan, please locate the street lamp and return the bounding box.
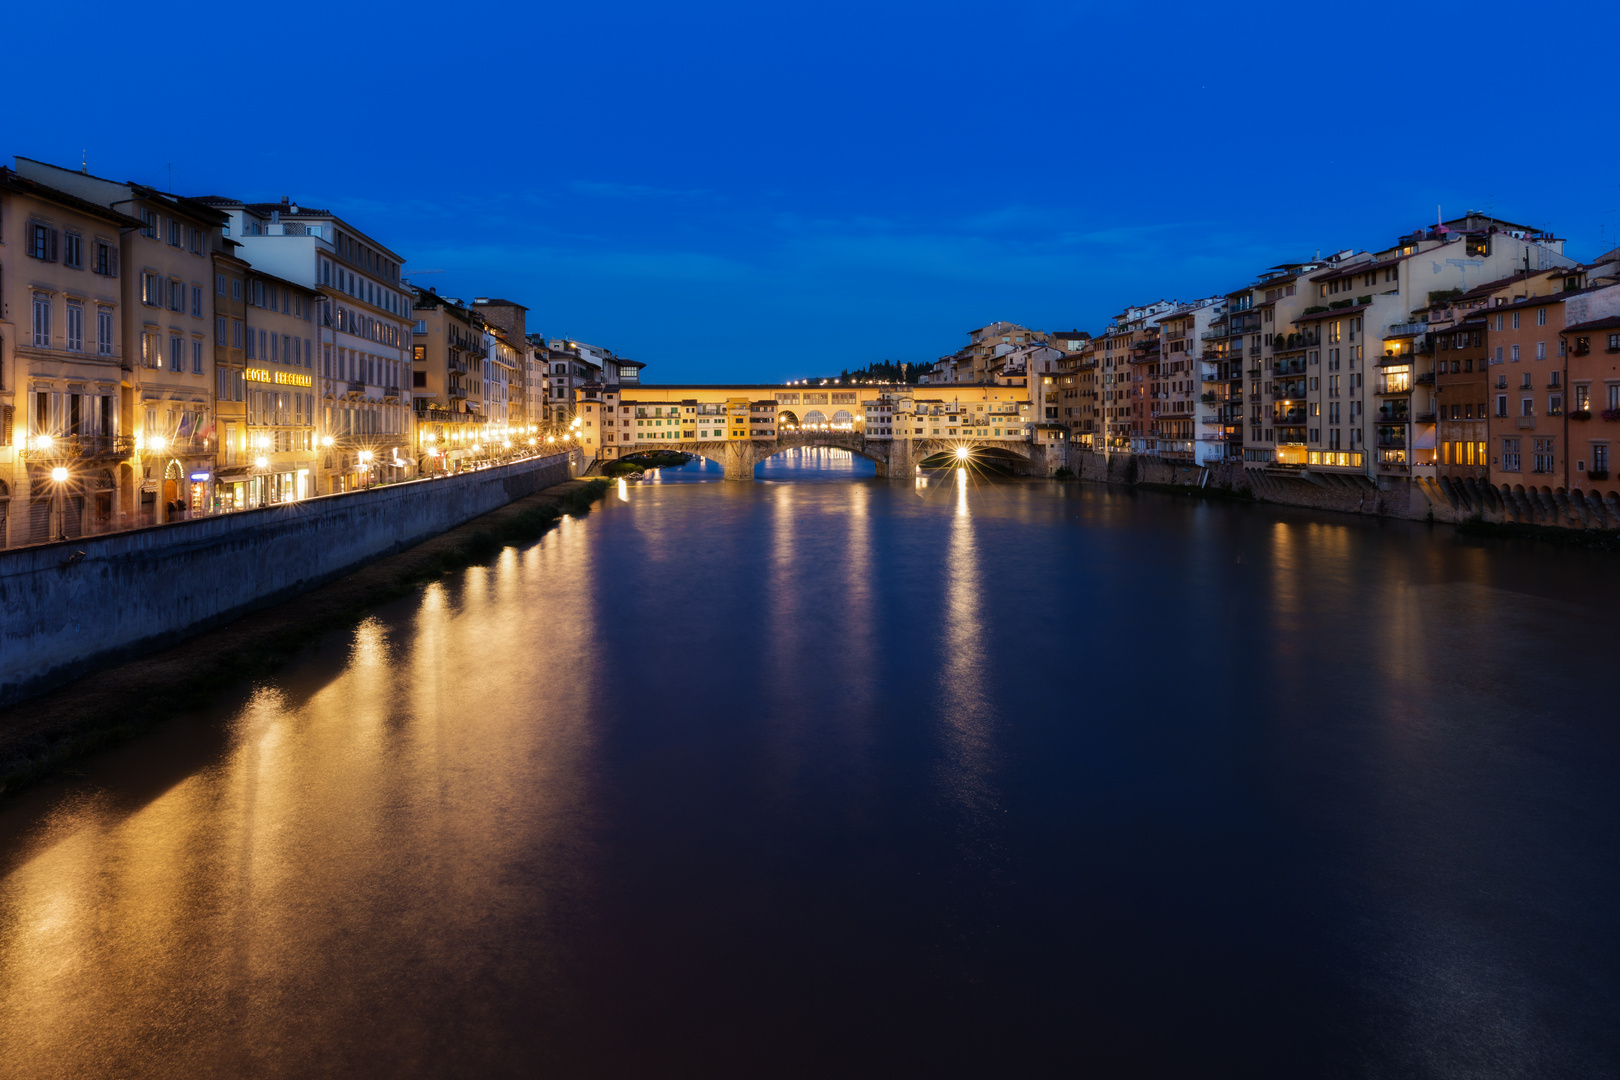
[50,466,69,540]
[358,449,374,490]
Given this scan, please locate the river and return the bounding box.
[1,449,1617,1078]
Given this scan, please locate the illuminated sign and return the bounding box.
[245,368,313,387]
[189,472,211,481]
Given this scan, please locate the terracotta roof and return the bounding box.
[1293,301,1371,322]
[1563,315,1620,334]
[1310,251,1415,284]
[0,167,146,229]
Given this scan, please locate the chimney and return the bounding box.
[474,297,489,304]
[281,196,290,205]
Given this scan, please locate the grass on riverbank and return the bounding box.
[0,478,612,800]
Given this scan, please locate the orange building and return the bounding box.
[1562,315,1620,485]
[1486,284,1620,496]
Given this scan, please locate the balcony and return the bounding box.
[1247,367,1262,378]
[1517,416,1537,429]
[1273,410,1306,424]
[345,380,366,396]
[1377,406,1410,421]
[1386,322,1427,339]
[384,386,402,401]
[1415,372,1435,386]
[23,434,137,461]
[1272,360,1306,376]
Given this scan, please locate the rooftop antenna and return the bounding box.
[81,149,87,174]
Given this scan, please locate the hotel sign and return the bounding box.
[246,368,313,387]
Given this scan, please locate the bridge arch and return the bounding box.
[803,410,827,426]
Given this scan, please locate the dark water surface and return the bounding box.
[3,450,1619,1078]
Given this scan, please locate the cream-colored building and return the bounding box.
[0,167,143,547]
[15,157,230,525]
[193,196,414,493]
[217,268,319,508]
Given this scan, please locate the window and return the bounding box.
[1537,307,1547,326]
[1512,312,1520,330]
[1502,438,1521,471]
[98,307,114,356]
[66,302,83,352]
[167,219,182,246]
[216,273,227,295]
[170,335,184,372]
[1496,395,1508,417]
[93,240,118,276]
[192,285,202,317]
[1533,438,1554,473]
[142,274,162,306]
[31,293,51,347]
[193,340,203,374]
[216,316,228,346]
[27,223,57,261]
[231,278,242,301]
[232,319,243,348]
[63,232,83,269]
[1510,344,1520,362]
[1536,341,1545,360]
[1521,397,1534,417]
[1595,444,1610,473]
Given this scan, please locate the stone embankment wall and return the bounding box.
[1072,450,1620,529]
[1072,451,1455,522]
[0,450,581,705]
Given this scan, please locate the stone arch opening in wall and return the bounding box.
[832,409,853,427]
[758,441,885,469]
[778,410,800,430]
[803,410,828,427]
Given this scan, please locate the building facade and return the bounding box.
[0,168,144,547]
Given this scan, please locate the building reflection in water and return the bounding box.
[0,515,602,1078]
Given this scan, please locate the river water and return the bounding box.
[2,449,1618,1078]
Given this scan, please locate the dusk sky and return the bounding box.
[10,0,1620,382]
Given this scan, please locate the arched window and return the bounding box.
[803,410,827,426]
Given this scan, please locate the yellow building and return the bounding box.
[0,167,144,547]
[15,158,230,525]
[215,269,319,507]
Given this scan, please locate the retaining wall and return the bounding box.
[0,450,581,705]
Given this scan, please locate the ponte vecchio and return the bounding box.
[573,382,1070,480]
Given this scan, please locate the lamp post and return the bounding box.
[50,465,69,541]
[358,449,374,490]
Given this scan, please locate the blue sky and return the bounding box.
[9,1,1620,382]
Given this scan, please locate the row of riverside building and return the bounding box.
[0,156,645,549]
[920,211,1620,520]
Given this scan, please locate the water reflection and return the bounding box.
[2,476,1620,1076]
[939,468,995,822]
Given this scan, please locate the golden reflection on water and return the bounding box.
[0,519,602,1079]
[941,469,993,816]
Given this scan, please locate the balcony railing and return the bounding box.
[1386,322,1427,338]
[23,434,137,461]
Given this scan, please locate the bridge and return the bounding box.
[573,382,1069,480]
